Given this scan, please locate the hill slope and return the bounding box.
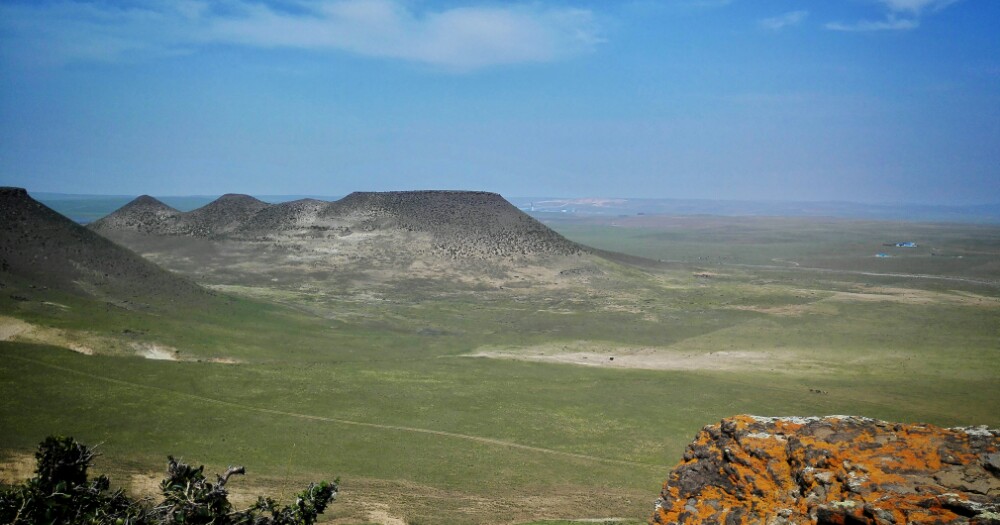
[86,195,180,234]
[0,187,204,304]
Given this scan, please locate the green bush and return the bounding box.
[0,436,337,525]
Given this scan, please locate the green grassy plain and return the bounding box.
[2,214,999,524]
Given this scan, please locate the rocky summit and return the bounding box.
[86,194,180,234]
[652,415,1000,525]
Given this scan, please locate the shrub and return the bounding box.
[0,436,338,525]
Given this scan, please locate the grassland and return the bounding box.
[2,213,998,524]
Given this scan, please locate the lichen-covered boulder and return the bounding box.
[652,415,1000,524]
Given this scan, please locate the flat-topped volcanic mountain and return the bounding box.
[88,190,600,289]
[0,187,203,304]
[317,191,579,258]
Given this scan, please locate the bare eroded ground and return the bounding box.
[468,341,815,373]
[0,315,233,362]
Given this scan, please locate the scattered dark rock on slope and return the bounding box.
[652,415,999,525]
[86,194,180,234]
[180,193,270,236]
[319,191,581,258]
[231,198,329,235]
[0,187,204,303]
[89,193,270,238]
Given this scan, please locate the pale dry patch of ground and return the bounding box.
[131,342,179,361]
[128,472,273,509]
[68,343,96,355]
[722,285,999,319]
[469,340,813,373]
[724,303,817,317]
[1,315,98,355]
[830,289,938,305]
[0,315,32,341]
[117,470,647,525]
[337,477,649,525]
[207,357,241,364]
[831,286,1000,308]
[0,452,35,485]
[128,472,162,501]
[0,315,236,362]
[362,503,407,525]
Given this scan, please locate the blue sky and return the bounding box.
[1,0,998,204]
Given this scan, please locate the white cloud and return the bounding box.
[825,0,959,32]
[877,0,959,13]
[210,0,601,69]
[826,15,920,32]
[673,0,734,7]
[0,0,602,70]
[759,10,808,31]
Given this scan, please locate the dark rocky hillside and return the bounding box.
[87,195,180,234]
[90,193,269,238]
[178,193,270,236]
[321,191,581,258]
[233,198,329,235]
[0,187,204,304]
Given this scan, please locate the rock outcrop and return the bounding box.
[652,415,1000,525]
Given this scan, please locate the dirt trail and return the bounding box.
[4,354,662,470]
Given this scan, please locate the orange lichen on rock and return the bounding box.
[651,415,1000,525]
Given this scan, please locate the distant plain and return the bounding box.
[2,196,998,524]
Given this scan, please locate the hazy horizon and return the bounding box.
[25,189,1000,207]
[2,0,999,205]
[26,189,1000,226]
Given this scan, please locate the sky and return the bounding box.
[1,0,998,204]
